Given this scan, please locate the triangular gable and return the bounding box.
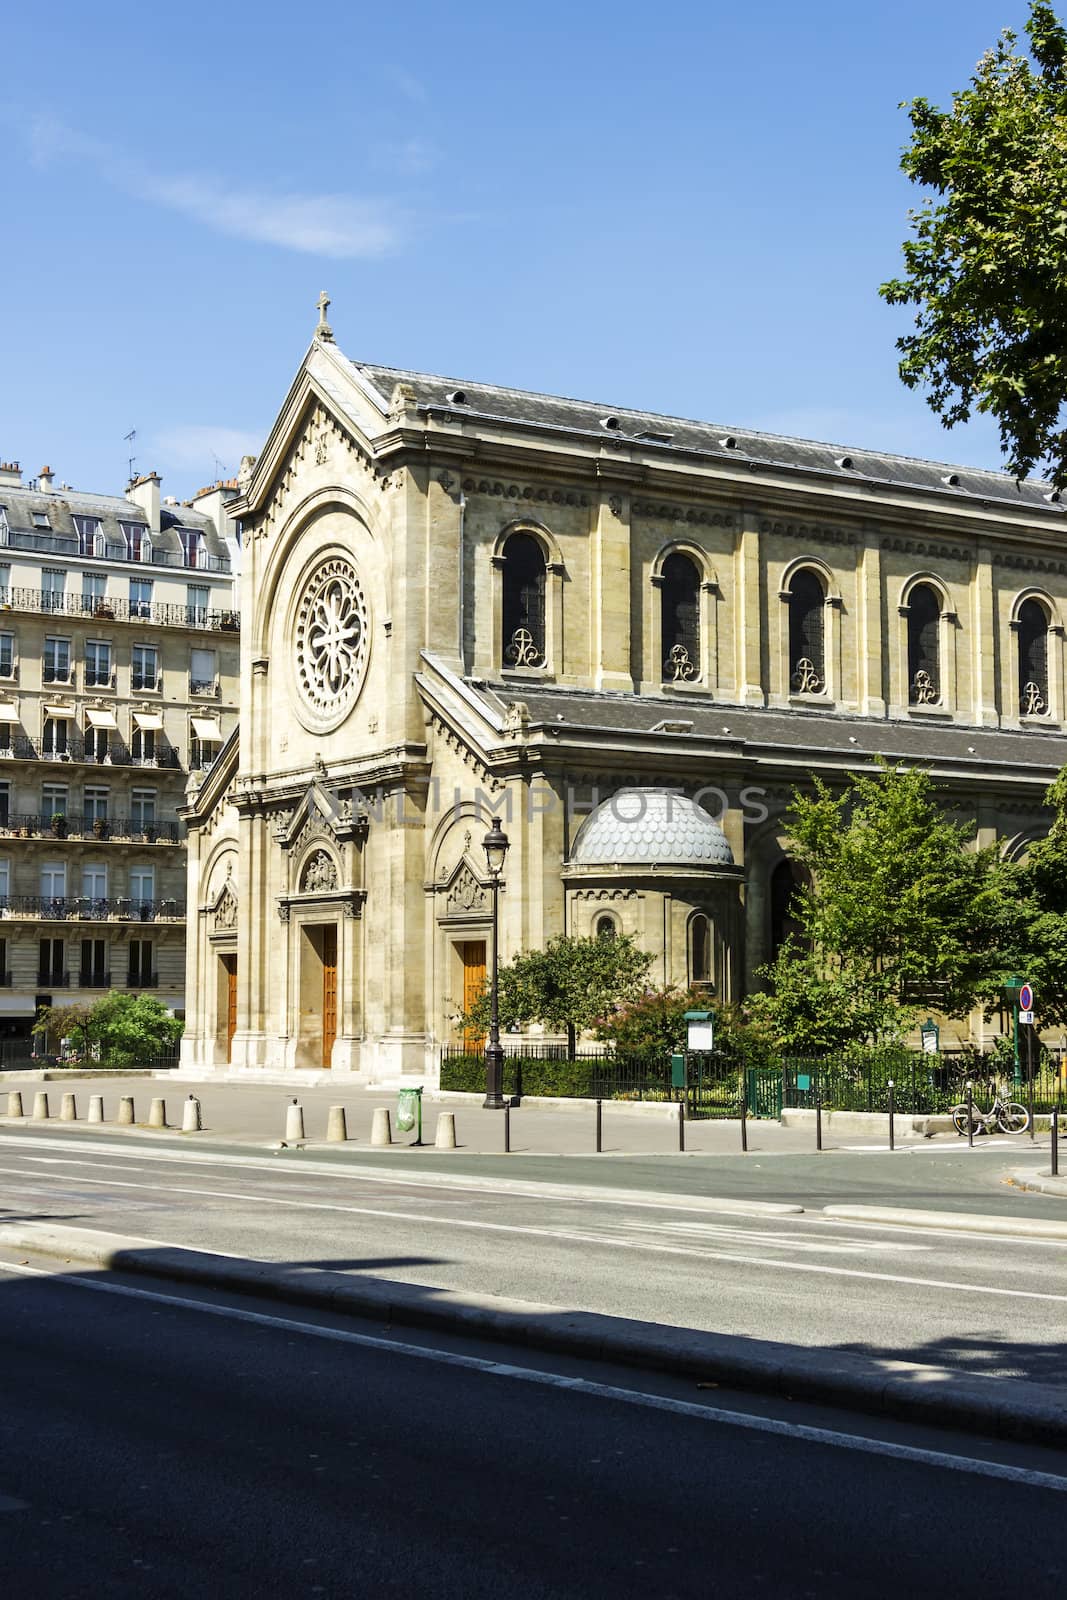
[230,340,390,522]
[272,779,366,850]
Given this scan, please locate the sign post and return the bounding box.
[1005,976,1027,1090]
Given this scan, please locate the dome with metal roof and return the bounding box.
[571,788,734,868]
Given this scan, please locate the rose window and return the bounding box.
[294,558,368,726]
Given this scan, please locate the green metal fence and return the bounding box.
[439,1045,1067,1116]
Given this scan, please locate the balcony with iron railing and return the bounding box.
[36,969,69,987]
[0,588,240,633]
[0,735,182,769]
[0,527,231,573]
[77,971,111,988]
[125,971,159,988]
[0,814,182,843]
[4,896,185,922]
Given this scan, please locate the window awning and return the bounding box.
[191,717,222,741]
[133,712,164,732]
[0,701,18,720]
[44,705,72,719]
[84,708,118,730]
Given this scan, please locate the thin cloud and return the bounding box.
[25,116,404,259]
[384,66,427,103]
[370,137,440,176]
[152,426,263,477]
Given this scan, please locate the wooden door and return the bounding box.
[222,955,238,1063]
[321,925,338,1069]
[460,940,487,1050]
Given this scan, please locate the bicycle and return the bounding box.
[950,1089,1030,1136]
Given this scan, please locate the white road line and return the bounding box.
[0,1164,1063,1302]
[2,1259,1065,1496]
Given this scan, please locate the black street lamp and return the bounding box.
[482,818,510,1109]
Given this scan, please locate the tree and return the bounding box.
[752,764,1017,1052]
[595,985,776,1066]
[90,993,183,1067]
[33,993,183,1067]
[460,933,653,1056]
[33,1001,100,1060]
[1006,767,1067,1025]
[879,4,1067,485]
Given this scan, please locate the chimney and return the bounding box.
[0,461,21,488]
[39,465,55,492]
[125,470,161,534]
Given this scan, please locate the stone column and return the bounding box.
[735,510,764,705]
[972,543,999,726]
[857,532,886,717]
[592,493,633,692]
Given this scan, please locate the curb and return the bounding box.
[4,1221,1067,1448]
[1008,1168,1067,1201]
[824,1203,1067,1240]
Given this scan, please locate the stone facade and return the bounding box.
[180,315,1067,1079]
[0,461,240,1042]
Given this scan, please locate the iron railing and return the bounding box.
[780,1053,1067,1115]
[3,896,185,922]
[0,588,240,632]
[125,971,159,988]
[0,735,181,768]
[0,529,230,573]
[77,972,111,988]
[0,814,181,843]
[36,970,69,987]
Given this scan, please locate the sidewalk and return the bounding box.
[0,1070,979,1158]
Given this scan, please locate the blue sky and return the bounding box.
[0,0,1036,500]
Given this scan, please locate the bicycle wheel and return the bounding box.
[951,1105,974,1137]
[997,1102,1030,1134]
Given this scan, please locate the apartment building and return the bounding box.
[0,460,241,1048]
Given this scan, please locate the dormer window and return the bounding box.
[73,515,104,558]
[31,511,50,529]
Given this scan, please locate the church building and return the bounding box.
[180,299,1067,1080]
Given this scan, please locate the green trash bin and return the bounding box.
[396,1086,423,1143]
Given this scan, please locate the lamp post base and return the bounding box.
[483,1041,506,1110]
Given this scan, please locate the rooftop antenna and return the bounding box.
[124,428,137,481]
[212,451,226,481]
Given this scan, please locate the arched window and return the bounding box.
[689,913,712,985]
[770,859,808,958]
[788,569,826,693]
[660,553,700,682]
[907,584,942,704]
[1018,599,1049,715]
[502,533,547,668]
[595,915,617,941]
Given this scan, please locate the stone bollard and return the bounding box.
[33,1091,49,1121]
[117,1095,135,1126]
[148,1097,167,1129]
[285,1100,305,1142]
[326,1104,348,1143]
[60,1092,77,1122]
[434,1111,457,1150]
[88,1095,104,1124]
[7,1090,23,1118]
[182,1095,201,1133]
[371,1106,392,1147]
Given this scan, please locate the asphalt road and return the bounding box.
[2,1256,1067,1599]
[1,1129,1065,1388]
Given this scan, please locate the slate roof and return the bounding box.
[478,680,1067,779]
[0,482,230,569]
[352,357,1063,515]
